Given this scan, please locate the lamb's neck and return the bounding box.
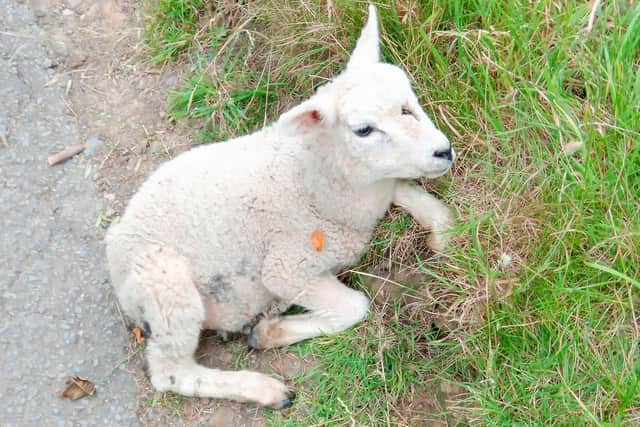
[300,137,395,230]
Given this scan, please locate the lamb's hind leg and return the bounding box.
[249,274,369,349]
[131,249,294,408]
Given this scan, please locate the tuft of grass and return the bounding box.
[146,392,185,416]
[268,298,464,426]
[143,0,640,425]
[144,0,346,141]
[143,0,208,63]
[167,51,279,142]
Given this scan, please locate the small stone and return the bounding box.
[67,52,88,69]
[62,8,74,16]
[83,137,103,157]
[144,408,154,421]
[34,10,46,18]
[66,0,82,9]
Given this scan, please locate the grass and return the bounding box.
[146,392,185,416]
[143,0,640,425]
[143,0,208,63]
[272,301,461,426]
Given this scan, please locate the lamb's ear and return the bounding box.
[347,4,380,70]
[277,99,333,135]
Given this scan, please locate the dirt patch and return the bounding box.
[32,0,192,211]
[396,380,467,426]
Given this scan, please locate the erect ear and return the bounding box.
[277,98,334,135]
[347,4,380,70]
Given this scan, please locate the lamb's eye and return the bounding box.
[353,125,374,137]
[401,106,413,116]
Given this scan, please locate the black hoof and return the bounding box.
[280,391,296,409]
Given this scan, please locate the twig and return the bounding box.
[96,346,143,386]
[327,0,334,21]
[583,0,602,33]
[0,30,35,39]
[336,397,358,427]
[60,95,78,118]
[437,104,463,139]
[47,144,86,166]
[98,141,120,170]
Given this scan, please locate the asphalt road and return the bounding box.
[0,1,139,425]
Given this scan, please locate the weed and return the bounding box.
[143,0,208,63]
[146,392,185,416]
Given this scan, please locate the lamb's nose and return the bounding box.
[434,147,453,161]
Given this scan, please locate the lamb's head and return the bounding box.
[278,4,454,182]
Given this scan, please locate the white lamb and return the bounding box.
[106,5,454,408]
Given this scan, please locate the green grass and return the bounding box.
[144,0,640,425]
[167,49,278,142]
[146,392,185,416]
[143,0,208,63]
[269,301,458,426]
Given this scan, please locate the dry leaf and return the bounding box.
[310,229,325,252]
[582,0,601,33]
[132,327,144,345]
[60,376,96,400]
[183,400,197,420]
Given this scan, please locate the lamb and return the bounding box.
[106,4,454,409]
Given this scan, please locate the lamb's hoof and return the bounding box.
[247,326,260,349]
[280,391,296,409]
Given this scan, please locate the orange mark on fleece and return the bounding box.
[310,228,325,252]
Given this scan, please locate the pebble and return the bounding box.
[66,0,82,9]
[83,136,104,157]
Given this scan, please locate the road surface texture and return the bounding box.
[0,1,139,425]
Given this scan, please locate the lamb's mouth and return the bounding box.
[423,166,451,179]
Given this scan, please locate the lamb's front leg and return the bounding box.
[248,273,369,349]
[393,181,454,252]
